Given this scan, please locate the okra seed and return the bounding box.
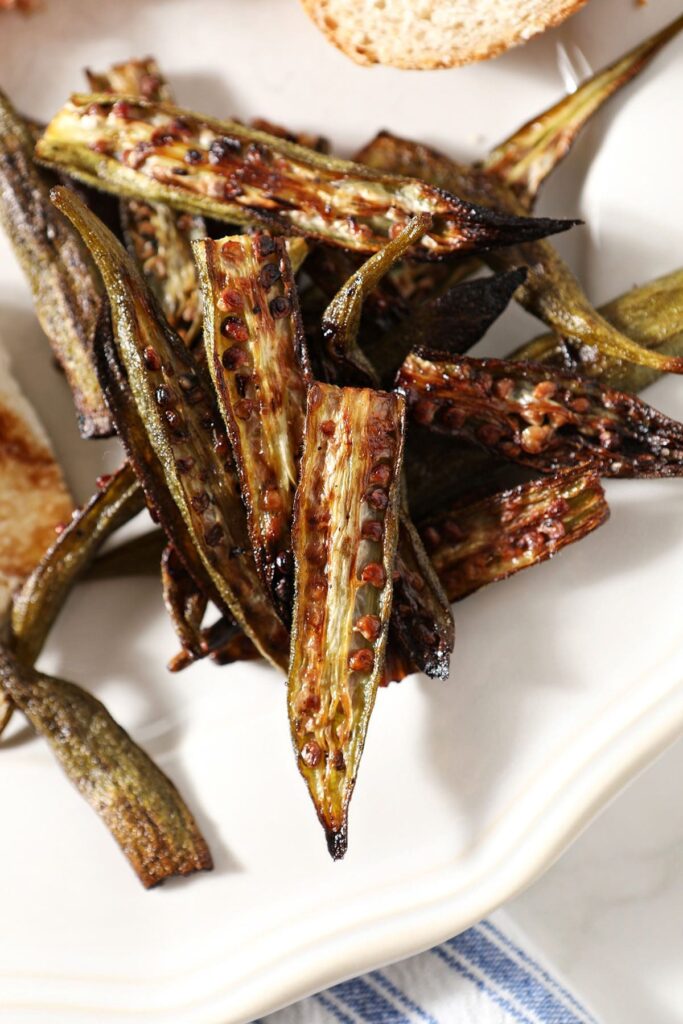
[258,262,281,289]
[361,519,383,543]
[269,295,291,319]
[143,346,161,371]
[301,741,322,768]
[360,563,386,587]
[263,489,283,512]
[369,464,391,487]
[255,236,276,257]
[366,487,388,511]
[222,346,249,370]
[219,287,243,311]
[221,316,249,342]
[354,614,381,642]
[349,648,374,672]
[204,523,224,547]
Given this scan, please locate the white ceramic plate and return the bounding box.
[1,1,682,1021]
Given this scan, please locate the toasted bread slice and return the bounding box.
[300,0,589,69]
[0,343,72,614]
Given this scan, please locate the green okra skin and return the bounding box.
[0,89,113,437]
[0,647,213,888]
[10,464,144,667]
[483,12,683,208]
[87,528,167,581]
[321,213,433,385]
[52,184,290,669]
[512,268,683,393]
[35,94,577,258]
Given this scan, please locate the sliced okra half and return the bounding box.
[397,351,683,478]
[194,232,310,619]
[35,94,577,257]
[421,465,609,601]
[52,185,290,669]
[288,383,405,858]
[0,647,212,888]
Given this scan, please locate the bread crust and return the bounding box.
[300,0,590,69]
[0,346,72,612]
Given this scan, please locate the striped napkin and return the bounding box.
[260,912,600,1024]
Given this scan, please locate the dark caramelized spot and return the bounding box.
[221,316,249,342]
[361,519,383,543]
[349,648,375,672]
[354,614,381,642]
[269,295,291,319]
[176,457,195,475]
[320,419,335,437]
[222,346,249,370]
[204,523,224,547]
[369,464,392,487]
[255,235,276,257]
[191,492,210,513]
[258,262,281,289]
[360,562,386,587]
[143,346,161,371]
[184,148,202,165]
[234,399,254,420]
[208,136,241,164]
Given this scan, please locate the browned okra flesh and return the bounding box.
[288,383,405,859]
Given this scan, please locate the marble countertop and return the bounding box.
[508,736,683,1023]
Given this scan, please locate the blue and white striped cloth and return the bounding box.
[260,913,601,1024]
